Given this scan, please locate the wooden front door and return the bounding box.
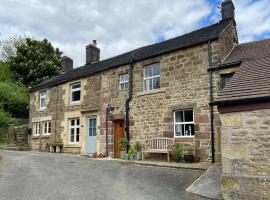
[114,120,125,158]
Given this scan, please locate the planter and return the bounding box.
[120,151,126,159]
[136,151,142,160]
[129,154,136,160]
[124,153,129,160]
[183,154,194,163]
[174,156,183,163]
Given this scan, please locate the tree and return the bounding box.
[9,38,62,87]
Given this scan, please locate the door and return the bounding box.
[87,116,97,154]
[114,120,125,158]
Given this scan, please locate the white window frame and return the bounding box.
[69,118,80,144]
[43,121,51,135]
[173,109,194,138]
[119,73,129,91]
[143,63,160,91]
[33,123,40,136]
[70,82,81,104]
[39,91,48,110]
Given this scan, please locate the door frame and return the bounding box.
[85,115,97,154]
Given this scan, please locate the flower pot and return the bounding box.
[129,154,136,160]
[136,151,142,160]
[184,154,194,163]
[124,153,129,160]
[120,151,125,159]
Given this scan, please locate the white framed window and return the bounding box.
[39,91,48,109]
[33,123,40,136]
[119,73,129,90]
[69,118,80,143]
[144,63,160,91]
[43,121,51,135]
[174,109,194,137]
[70,83,81,103]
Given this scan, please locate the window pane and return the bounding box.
[70,128,74,142]
[175,111,183,123]
[124,82,128,90]
[144,79,151,91]
[124,74,129,82]
[77,119,80,125]
[71,119,75,126]
[120,74,124,82]
[152,63,160,76]
[72,90,80,102]
[72,83,80,89]
[40,98,46,108]
[76,132,80,142]
[152,77,160,89]
[175,124,184,136]
[144,66,152,78]
[184,124,194,136]
[184,110,193,122]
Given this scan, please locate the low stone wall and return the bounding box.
[7,125,29,146]
[220,109,270,199]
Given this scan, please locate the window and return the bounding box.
[89,117,97,136]
[33,123,40,136]
[174,109,194,137]
[43,121,51,135]
[69,118,80,143]
[70,83,81,103]
[144,63,160,91]
[39,91,48,109]
[119,73,129,90]
[221,73,234,90]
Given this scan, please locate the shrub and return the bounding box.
[128,145,135,155]
[119,138,128,150]
[171,143,184,161]
[182,144,194,155]
[134,142,141,152]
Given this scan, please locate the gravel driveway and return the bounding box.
[0,150,208,200]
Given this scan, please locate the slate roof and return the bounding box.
[215,39,270,105]
[31,19,232,92]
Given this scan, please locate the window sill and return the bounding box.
[69,102,81,107]
[32,136,40,139]
[42,134,51,138]
[137,88,165,97]
[66,144,81,148]
[174,136,195,138]
[38,108,46,112]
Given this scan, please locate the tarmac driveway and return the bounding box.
[0,150,208,200]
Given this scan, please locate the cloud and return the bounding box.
[0,0,270,67]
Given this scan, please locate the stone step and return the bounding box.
[2,145,31,151]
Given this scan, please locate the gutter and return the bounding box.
[208,41,215,164]
[212,96,270,106]
[208,61,241,72]
[125,52,134,150]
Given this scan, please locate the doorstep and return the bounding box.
[119,160,212,171]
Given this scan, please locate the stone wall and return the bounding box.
[220,109,270,199]
[7,125,29,146]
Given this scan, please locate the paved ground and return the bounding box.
[0,150,208,200]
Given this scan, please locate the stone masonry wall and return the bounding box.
[220,109,270,199]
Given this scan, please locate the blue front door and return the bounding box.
[87,117,97,154]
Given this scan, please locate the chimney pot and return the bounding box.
[60,56,73,73]
[86,40,100,64]
[221,0,235,20]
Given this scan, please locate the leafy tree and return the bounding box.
[9,38,62,87]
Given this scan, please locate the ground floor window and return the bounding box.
[33,123,40,136]
[43,121,51,135]
[69,118,80,143]
[174,109,194,137]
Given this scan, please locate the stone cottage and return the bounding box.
[29,0,238,162]
[213,39,270,199]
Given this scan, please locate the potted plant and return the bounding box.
[170,143,184,162]
[119,138,128,159]
[128,145,136,160]
[134,142,142,160]
[183,144,195,163]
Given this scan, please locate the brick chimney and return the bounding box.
[60,56,73,73]
[86,40,100,64]
[221,0,235,20]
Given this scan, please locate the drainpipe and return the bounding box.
[208,41,215,163]
[125,52,134,151]
[54,84,59,146]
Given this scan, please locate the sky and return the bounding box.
[1,0,270,67]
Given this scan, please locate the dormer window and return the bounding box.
[70,82,81,103]
[221,73,234,90]
[39,91,48,110]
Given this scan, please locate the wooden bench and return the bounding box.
[142,137,175,162]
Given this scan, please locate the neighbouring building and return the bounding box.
[29,0,239,162]
[214,39,270,199]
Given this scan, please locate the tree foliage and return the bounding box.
[9,38,62,87]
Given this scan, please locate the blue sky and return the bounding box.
[0,0,270,67]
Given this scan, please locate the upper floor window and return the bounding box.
[70,83,81,103]
[43,121,51,135]
[174,109,194,137]
[33,123,40,136]
[69,118,80,143]
[144,63,160,91]
[119,73,129,90]
[221,73,234,90]
[39,91,48,109]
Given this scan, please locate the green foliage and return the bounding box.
[182,144,194,155]
[9,38,62,87]
[119,138,128,149]
[0,62,11,82]
[134,142,142,152]
[171,143,184,161]
[128,145,135,155]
